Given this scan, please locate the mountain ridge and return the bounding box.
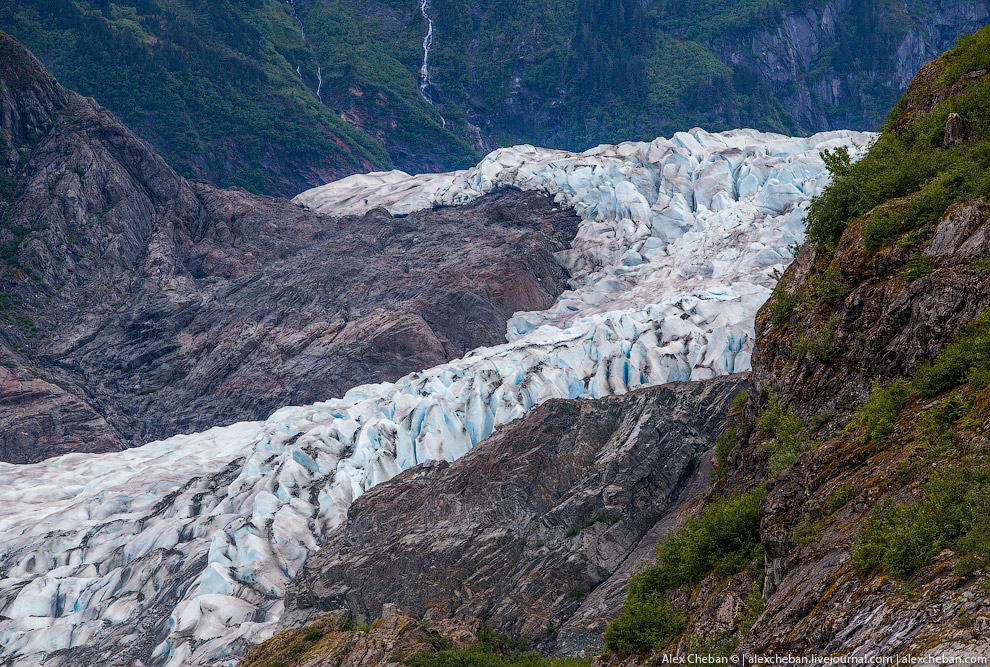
[0,30,580,462]
[3,0,987,196]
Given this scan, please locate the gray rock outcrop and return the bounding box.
[0,32,579,462]
[281,374,748,655]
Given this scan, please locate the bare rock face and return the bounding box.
[281,374,747,655]
[943,112,970,146]
[0,32,578,462]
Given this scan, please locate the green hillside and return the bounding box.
[2,0,983,196]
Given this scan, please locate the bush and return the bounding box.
[758,391,810,476]
[852,467,990,578]
[604,487,766,657]
[714,426,740,478]
[790,319,838,364]
[769,287,800,326]
[602,595,685,659]
[824,483,854,515]
[911,309,990,396]
[303,627,323,642]
[804,28,990,251]
[900,255,935,281]
[913,394,975,457]
[729,390,747,414]
[849,378,910,443]
[790,516,824,548]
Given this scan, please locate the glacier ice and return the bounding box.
[0,128,873,666]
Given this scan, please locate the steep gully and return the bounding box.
[418,0,446,127]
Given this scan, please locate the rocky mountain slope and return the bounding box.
[0,31,579,462]
[593,25,990,661]
[245,25,990,666]
[2,1,986,196]
[280,375,746,654]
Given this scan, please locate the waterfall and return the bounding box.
[287,0,323,103]
[418,0,447,128]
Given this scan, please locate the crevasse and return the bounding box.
[0,128,873,667]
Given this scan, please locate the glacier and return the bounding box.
[0,128,872,666]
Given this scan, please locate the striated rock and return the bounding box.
[0,347,121,461]
[748,197,990,434]
[281,374,747,655]
[0,32,578,462]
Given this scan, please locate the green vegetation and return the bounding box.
[810,409,836,430]
[912,309,990,396]
[824,483,854,515]
[790,516,824,548]
[900,255,935,281]
[302,627,323,642]
[340,618,370,633]
[846,308,990,447]
[852,466,990,578]
[790,318,838,364]
[730,390,748,414]
[4,1,965,195]
[848,378,911,444]
[915,394,980,458]
[603,486,766,657]
[1,1,394,196]
[769,284,801,326]
[758,391,812,476]
[804,26,990,250]
[714,426,740,479]
[402,626,588,667]
[734,576,765,637]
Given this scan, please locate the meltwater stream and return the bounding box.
[418,0,446,127]
[0,128,872,667]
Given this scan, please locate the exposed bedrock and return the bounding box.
[281,373,747,655]
[0,32,578,462]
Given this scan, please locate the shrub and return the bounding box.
[790,516,824,548]
[803,29,990,252]
[604,486,766,657]
[790,319,838,364]
[849,378,911,443]
[303,627,323,642]
[852,467,990,578]
[729,390,747,414]
[911,309,990,396]
[714,426,739,478]
[602,595,685,659]
[734,576,765,637]
[403,627,588,667]
[769,287,800,326]
[900,255,935,281]
[803,266,849,307]
[758,391,810,476]
[810,410,836,430]
[913,394,975,457]
[824,483,854,515]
